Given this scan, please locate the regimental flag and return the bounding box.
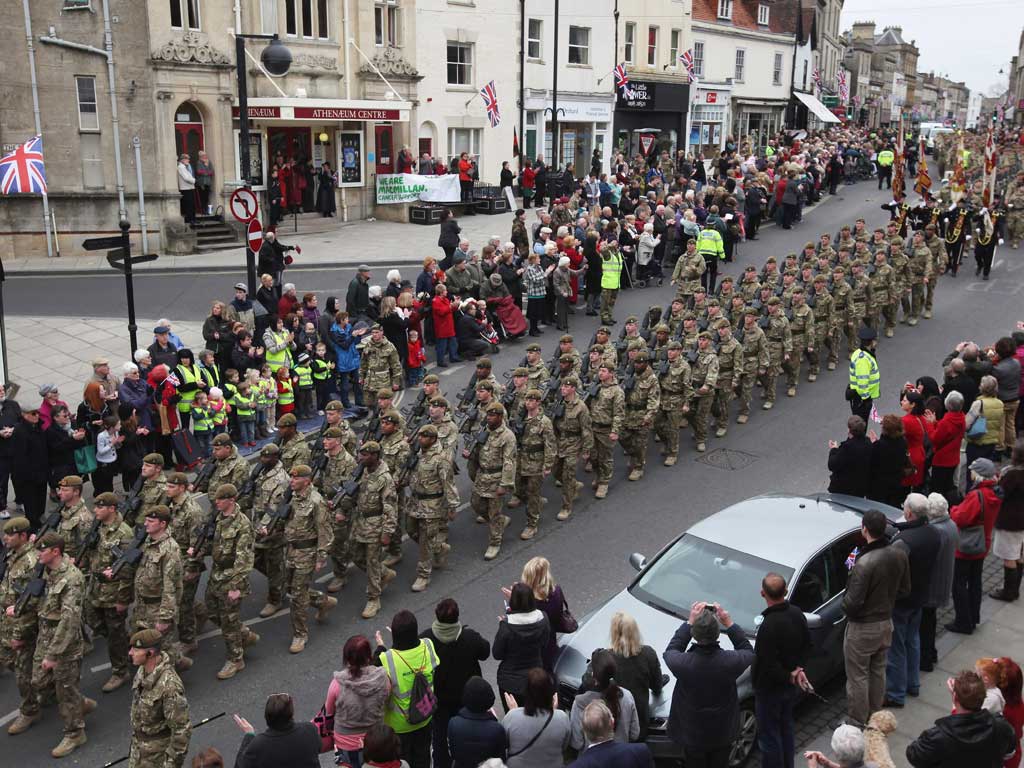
[512,126,520,158]
[0,135,47,195]
[982,129,998,207]
[679,50,696,84]
[480,81,500,128]
[614,63,629,93]
[893,115,906,203]
[949,134,967,204]
[914,136,932,198]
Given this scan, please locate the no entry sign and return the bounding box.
[247,219,263,252]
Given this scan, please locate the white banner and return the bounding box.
[375,173,462,205]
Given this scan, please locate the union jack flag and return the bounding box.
[480,81,500,128]
[679,50,696,83]
[812,67,823,94]
[614,63,629,92]
[836,70,848,102]
[0,135,47,195]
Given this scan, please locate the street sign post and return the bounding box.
[229,188,259,223]
[247,219,263,252]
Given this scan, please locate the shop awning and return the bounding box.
[794,92,841,124]
[232,97,412,122]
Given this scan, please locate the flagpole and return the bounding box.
[21,0,54,258]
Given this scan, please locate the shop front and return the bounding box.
[687,82,733,157]
[731,98,787,148]
[523,95,614,175]
[614,79,690,162]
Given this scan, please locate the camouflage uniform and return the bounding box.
[1007,185,1024,246]
[252,463,290,607]
[471,415,518,554]
[908,243,933,324]
[784,298,814,393]
[847,271,871,342]
[588,379,625,494]
[83,513,135,682]
[133,531,183,665]
[196,448,250,510]
[350,460,398,612]
[205,510,254,664]
[0,539,40,721]
[763,306,792,406]
[552,393,593,517]
[829,276,852,361]
[923,231,946,312]
[690,342,719,448]
[889,246,913,322]
[713,333,743,434]
[359,336,403,393]
[526,359,551,391]
[380,428,411,562]
[409,441,459,583]
[32,556,87,740]
[514,409,555,530]
[135,477,167,526]
[168,493,204,646]
[868,259,895,334]
[672,249,705,305]
[317,448,357,588]
[56,499,93,563]
[280,434,312,473]
[621,362,660,478]
[128,651,191,768]
[736,318,770,419]
[654,351,693,461]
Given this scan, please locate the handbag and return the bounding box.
[74,444,98,475]
[958,490,988,556]
[917,416,934,466]
[966,401,987,439]
[311,704,335,754]
[557,591,579,634]
[902,449,917,478]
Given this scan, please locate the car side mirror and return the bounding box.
[804,613,824,630]
[628,552,647,572]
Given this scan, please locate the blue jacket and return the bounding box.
[568,740,653,768]
[447,709,506,768]
[329,321,361,373]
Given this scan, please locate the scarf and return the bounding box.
[431,619,462,644]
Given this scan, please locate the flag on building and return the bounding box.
[480,81,500,128]
[836,70,849,102]
[679,50,696,83]
[0,135,47,195]
[812,67,823,95]
[914,136,932,198]
[614,63,629,93]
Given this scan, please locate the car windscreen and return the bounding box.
[629,535,794,632]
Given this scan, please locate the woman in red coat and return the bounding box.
[431,284,460,367]
[949,460,1003,633]
[924,390,967,495]
[901,390,928,492]
[562,235,584,304]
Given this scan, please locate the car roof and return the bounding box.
[685,493,896,569]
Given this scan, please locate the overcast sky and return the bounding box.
[839,0,1023,95]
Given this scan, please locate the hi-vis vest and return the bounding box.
[191,404,213,432]
[601,248,623,290]
[311,358,331,382]
[877,150,894,168]
[380,640,439,734]
[176,364,203,413]
[265,330,292,371]
[277,379,294,406]
[210,401,228,427]
[294,363,313,389]
[697,228,725,261]
[849,349,880,399]
[234,391,255,417]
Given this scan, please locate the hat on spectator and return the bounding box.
[153,325,170,334]
[234,282,248,292]
[969,458,996,479]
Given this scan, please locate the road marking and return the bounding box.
[994,259,1004,269]
[0,710,18,728]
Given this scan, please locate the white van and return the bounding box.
[926,127,954,154]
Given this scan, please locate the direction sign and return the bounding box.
[229,188,259,223]
[82,235,125,251]
[247,219,264,252]
[107,251,158,274]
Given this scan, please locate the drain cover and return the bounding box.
[697,448,759,471]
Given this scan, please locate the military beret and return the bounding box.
[786,252,798,260]
[130,629,164,650]
[634,351,650,362]
[370,323,383,331]
[213,483,238,500]
[667,340,683,350]
[325,400,344,412]
[143,453,165,467]
[145,505,172,522]
[596,326,611,335]
[430,396,450,408]
[525,388,543,400]
[35,531,65,550]
[563,376,580,388]
[422,374,440,385]
[713,319,731,330]
[2,516,31,535]
[627,339,645,351]
[706,298,720,308]
[813,274,827,283]
[381,410,402,425]
[765,256,777,264]
[94,492,120,506]
[359,441,382,454]
[323,426,345,439]
[559,334,574,343]
[743,306,760,316]
[166,472,189,486]
[804,241,816,250]
[376,388,394,401]
[694,286,707,295]
[744,265,757,272]
[485,402,506,415]
[59,475,83,489]
[276,414,297,427]
[767,297,782,306]
[476,380,495,393]
[698,331,713,340]
[526,343,541,352]
[260,443,281,457]
[792,287,805,295]
[419,424,439,439]
[720,276,734,284]
[783,269,798,277]
[654,323,670,333]
[92,356,111,367]
[559,354,575,363]
[512,367,529,377]
[290,464,313,477]
[625,315,639,324]
[683,311,697,321]
[212,433,233,447]
[832,265,847,274]
[589,344,606,354]
[476,357,493,369]
[672,296,685,305]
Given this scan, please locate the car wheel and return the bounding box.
[728,702,758,767]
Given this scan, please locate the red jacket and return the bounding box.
[431,295,456,339]
[278,295,300,319]
[902,413,927,488]
[951,479,1002,560]
[458,159,473,182]
[522,167,536,189]
[407,338,425,368]
[926,411,966,469]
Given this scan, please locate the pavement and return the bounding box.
[2,181,1023,767]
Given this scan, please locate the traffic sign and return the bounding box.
[247,219,263,252]
[229,188,259,222]
[107,250,158,274]
[82,235,125,251]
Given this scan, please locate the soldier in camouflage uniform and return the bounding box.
[127,629,191,768]
[557,335,583,379]
[277,413,312,472]
[738,266,762,303]
[664,298,688,336]
[126,506,184,670]
[203,484,256,680]
[736,308,770,423]
[671,238,705,305]
[654,340,692,465]
[524,343,551,391]
[31,532,93,758]
[194,435,250,508]
[379,411,411,567]
[552,377,593,520]
[470,403,517,560]
[348,443,398,619]
[1006,175,1024,247]
[593,327,619,369]
[1,517,42,735]
[763,297,792,409]
[620,351,660,481]
[908,230,934,326]
[83,492,135,693]
[588,364,625,499]
[784,288,814,395]
[868,250,896,337]
[408,425,459,592]
[514,390,555,539]
[260,464,336,651]
[690,332,720,452]
[430,396,460,462]
[502,367,530,425]
[133,454,169,527]
[318,400,358,456]
[359,324,403,394]
[808,275,834,377]
[53,476,92,562]
[847,261,872,344]
[252,444,290,616]
[712,320,743,437]
[923,222,946,315]
[317,428,356,594]
[829,266,852,365]
[163,474,204,657]
[473,357,505,399]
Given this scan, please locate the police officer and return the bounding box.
[588,363,625,500]
[408,425,459,592]
[690,332,720,453]
[848,326,880,423]
[1,517,41,735]
[552,376,592,520]
[514,390,555,540]
[620,351,660,481]
[349,442,398,619]
[317,427,356,594]
[697,222,725,294]
[599,240,624,325]
[127,629,191,768]
[252,443,290,617]
[164,473,204,656]
[471,403,518,560]
[277,413,312,471]
[654,340,693,466]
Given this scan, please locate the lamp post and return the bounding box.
[236,33,291,296]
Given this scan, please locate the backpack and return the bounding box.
[386,643,438,726]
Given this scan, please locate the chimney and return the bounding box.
[851,21,875,41]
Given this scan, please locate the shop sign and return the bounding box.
[706,92,718,103]
[618,81,656,110]
[231,106,282,119]
[375,173,461,205]
[294,107,402,120]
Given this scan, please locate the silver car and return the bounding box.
[553,493,902,766]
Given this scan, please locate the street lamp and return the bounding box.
[236,33,291,296]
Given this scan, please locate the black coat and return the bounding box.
[828,435,872,497]
[942,373,979,414]
[346,276,370,318]
[257,240,288,275]
[867,435,908,508]
[420,625,491,708]
[233,722,321,768]
[751,601,810,692]
[0,399,23,458]
[11,420,49,484]
[447,710,506,768]
[893,517,941,610]
[906,710,1015,768]
[45,424,86,486]
[380,311,409,365]
[438,219,462,250]
[147,341,179,371]
[492,612,550,698]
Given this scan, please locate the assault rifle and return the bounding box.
[0,544,8,584]
[236,462,268,502]
[189,510,218,570]
[456,371,480,412]
[74,517,103,569]
[13,505,84,614]
[545,394,566,421]
[463,424,489,458]
[117,474,145,522]
[362,407,384,444]
[331,463,366,508]
[402,388,430,428]
[395,426,424,487]
[192,458,218,495]
[109,526,148,577]
[262,487,294,535]
[580,379,601,404]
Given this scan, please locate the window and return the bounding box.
[734,49,745,82]
[773,52,783,86]
[568,26,590,65]
[527,18,542,60]
[374,4,385,44]
[446,43,473,86]
[387,4,402,46]
[260,0,278,34]
[693,41,705,76]
[717,0,732,20]
[757,3,770,25]
[624,22,635,64]
[647,26,658,67]
[301,0,313,37]
[317,0,328,39]
[448,128,481,166]
[169,0,200,30]
[286,0,296,35]
[76,75,99,132]
[375,1,401,46]
[63,0,91,9]
[802,60,808,89]
[669,29,681,68]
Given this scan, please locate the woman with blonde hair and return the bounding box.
[513,557,575,671]
[607,611,666,739]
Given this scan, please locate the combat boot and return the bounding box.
[217,660,245,680]
[411,577,430,592]
[181,641,199,655]
[175,656,194,672]
[259,602,281,618]
[315,595,338,622]
[433,543,451,569]
[595,483,609,499]
[628,467,644,481]
[83,698,97,715]
[193,601,209,630]
[807,373,817,382]
[556,508,572,521]
[51,732,87,758]
[289,635,307,653]
[663,455,677,467]
[361,599,381,619]
[762,401,774,410]
[242,628,261,647]
[736,414,749,424]
[7,713,40,735]
[827,361,837,371]
[326,576,346,593]
[101,674,128,693]
[787,386,797,397]
[908,317,918,326]
[696,442,706,452]
[715,427,727,438]
[520,526,538,540]
[574,481,584,495]
[475,514,486,524]
[923,310,932,319]
[382,568,398,588]
[383,550,403,567]
[506,496,522,508]
[483,545,501,561]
